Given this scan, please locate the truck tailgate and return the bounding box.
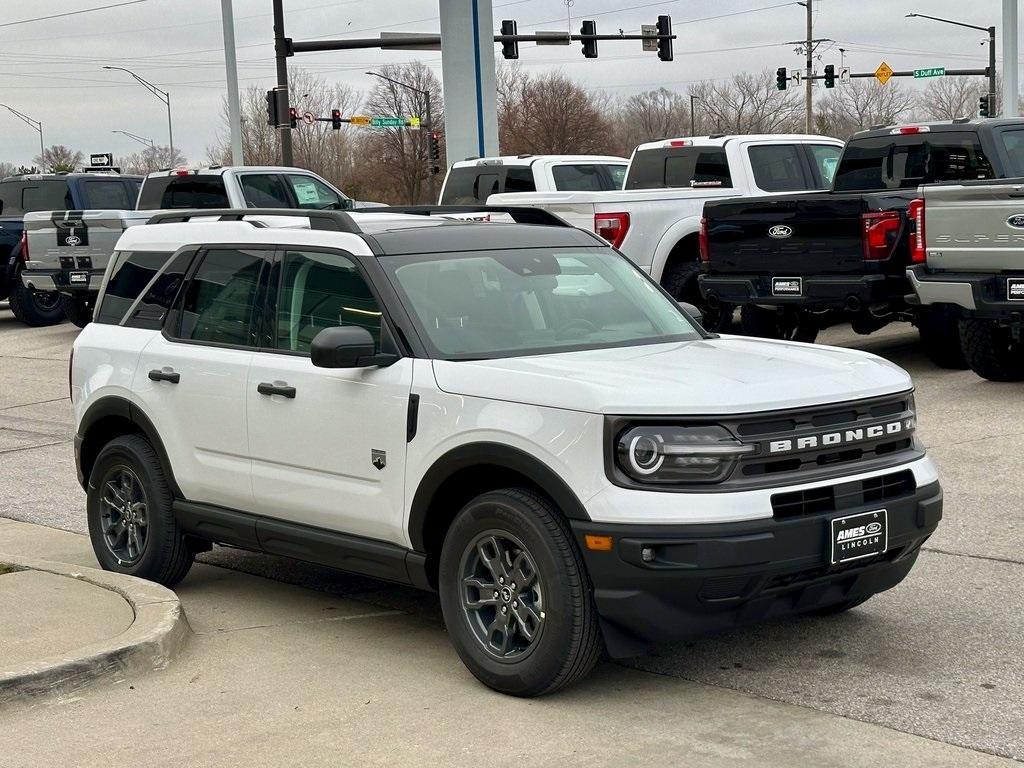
[704,194,870,275]
[924,181,1024,272]
[24,210,152,269]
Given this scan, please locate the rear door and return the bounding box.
[135,246,270,510]
[245,246,413,544]
[923,182,1024,272]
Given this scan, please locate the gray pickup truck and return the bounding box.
[909,177,1024,380]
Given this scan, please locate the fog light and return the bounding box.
[641,547,656,563]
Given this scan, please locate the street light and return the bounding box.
[906,12,996,116]
[0,103,44,158]
[102,66,174,155]
[690,95,701,136]
[112,129,155,150]
[365,70,436,198]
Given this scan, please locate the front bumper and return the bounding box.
[699,272,907,311]
[22,267,103,294]
[572,479,941,657]
[908,265,1024,320]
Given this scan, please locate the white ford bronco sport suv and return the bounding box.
[72,206,942,697]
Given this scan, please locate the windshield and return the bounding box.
[383,246,700,359]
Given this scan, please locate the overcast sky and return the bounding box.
[0,0,1019,165]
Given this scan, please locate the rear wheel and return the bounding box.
[740,304,819,343]
[62,294,95,328]
[662,261,731,332]
[86,435,194,586]
[438,488,602,697]
[960,319,1024,382]
[7,282,64,327]
[918,305,967,369]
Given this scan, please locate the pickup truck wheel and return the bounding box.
[62,295,94,328]
[86,435,194,587]
[960,319,1024,382]
[439,488,602,697]
[662,261,731,331]
[918,306,967,369]
[7,282,64,327]
[740,304,818,343]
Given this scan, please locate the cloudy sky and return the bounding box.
[0,0,1018,165]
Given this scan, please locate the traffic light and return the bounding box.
[429,132,441,161]
[265,90,278,127]
[656,15,673,62]
[331,109,342,130]
[824,64,836,89]
[979,94,991,118]
[501,19,519,60]
[288,107,298,129]
[776,67,787,91]
[580,20,597,59]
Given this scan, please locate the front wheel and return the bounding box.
[62,294,95,328]
[438,488,603,697]
[7,282,65,327]
[960,319,1024,381]
[740,304,819,343]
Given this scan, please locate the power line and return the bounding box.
[0,0,152,29]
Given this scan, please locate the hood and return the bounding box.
[430,336,912,415]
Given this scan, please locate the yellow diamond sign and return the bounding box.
[875,61,894,85]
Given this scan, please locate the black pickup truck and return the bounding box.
[699,119,1024,367]
[0,172,141,326]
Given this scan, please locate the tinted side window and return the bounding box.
[0,182,27,216]
[833,132,994,191]
[125,250,195,330]
[440,167,480,204]
[748,145,808,192]
[239,174,292,208]
[137,175,230,210]
[274,250,381,353]
[21,181,74,212]
[503,166,535,193]
[998,129,1024,176]
[552,164,614,192]
[626,148,732,189]
[94,250,176,325]
[83,180,133,209]
[177,249,266,346]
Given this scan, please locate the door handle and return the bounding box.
[257,382,296,399]
[148,369,180,384]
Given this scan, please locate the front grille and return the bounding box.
[771,469,915,519]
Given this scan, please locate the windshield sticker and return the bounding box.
[292,180,321,205]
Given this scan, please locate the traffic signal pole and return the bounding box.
[273,0,294,166]
[804,0,813,134]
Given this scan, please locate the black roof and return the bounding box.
[364,221,604,255]
[851,118,1024,140]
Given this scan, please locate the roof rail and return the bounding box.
[378,205,571,228]
[145,208,361,233]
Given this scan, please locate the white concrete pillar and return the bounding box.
[1003,0,1019,117]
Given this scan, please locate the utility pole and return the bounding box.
[804,0,813,134]
[1004,0,1019,117]
[221,0,244,165]
[272,0,294,166]
[0,104,44,159]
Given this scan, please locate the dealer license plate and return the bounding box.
[772,277,802,296]
[830,509,887,565]
[1007,277,1024,301]
[69,271,89,285]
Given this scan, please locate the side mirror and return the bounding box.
[311,326,379,368]
[677,301,705,327]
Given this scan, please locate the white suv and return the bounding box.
[72,207,942,696]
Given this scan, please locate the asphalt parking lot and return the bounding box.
[1,305,1021,762]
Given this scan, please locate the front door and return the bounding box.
[246,247,412,545]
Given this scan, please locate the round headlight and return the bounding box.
[629,434,664,475]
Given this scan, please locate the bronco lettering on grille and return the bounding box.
[767,418,913,455]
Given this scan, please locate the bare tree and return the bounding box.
[360,61,443,204]
[116,145,186,175]
[612,88,691,151]
[33,145,84,173]
[816,80,917,139]
[688,72,803,135]
[0,162,18,179]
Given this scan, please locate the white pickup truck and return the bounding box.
[439,155,628,204]
[488,135,843,327]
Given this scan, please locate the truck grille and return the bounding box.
[771,469,915,519]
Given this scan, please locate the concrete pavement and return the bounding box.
[0,519,1015,768]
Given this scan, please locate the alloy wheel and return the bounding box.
[99,466,149,566]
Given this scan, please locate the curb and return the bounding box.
[0,553,190,705]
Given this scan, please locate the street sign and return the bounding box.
[89,153,113,167]
[791,71,802,85]
[370,116,408,127]
[301,111,316,126]
[641,24,658,52]
[913,67,946,79]
[408,116,421,128]
[840,67,851,82]
[349,115,371,126]
[875,61,894,85]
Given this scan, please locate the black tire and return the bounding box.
[960,318,1024,382]
[740,304,819,343]
[661,261,732,332]
[7,282,65,327]
[62,294,95,328]
[918,305,968,369]
[438,488,603,697]
[805,594,872,616]
[86,434,194,587]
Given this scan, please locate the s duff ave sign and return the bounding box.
[914,67,946,78]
